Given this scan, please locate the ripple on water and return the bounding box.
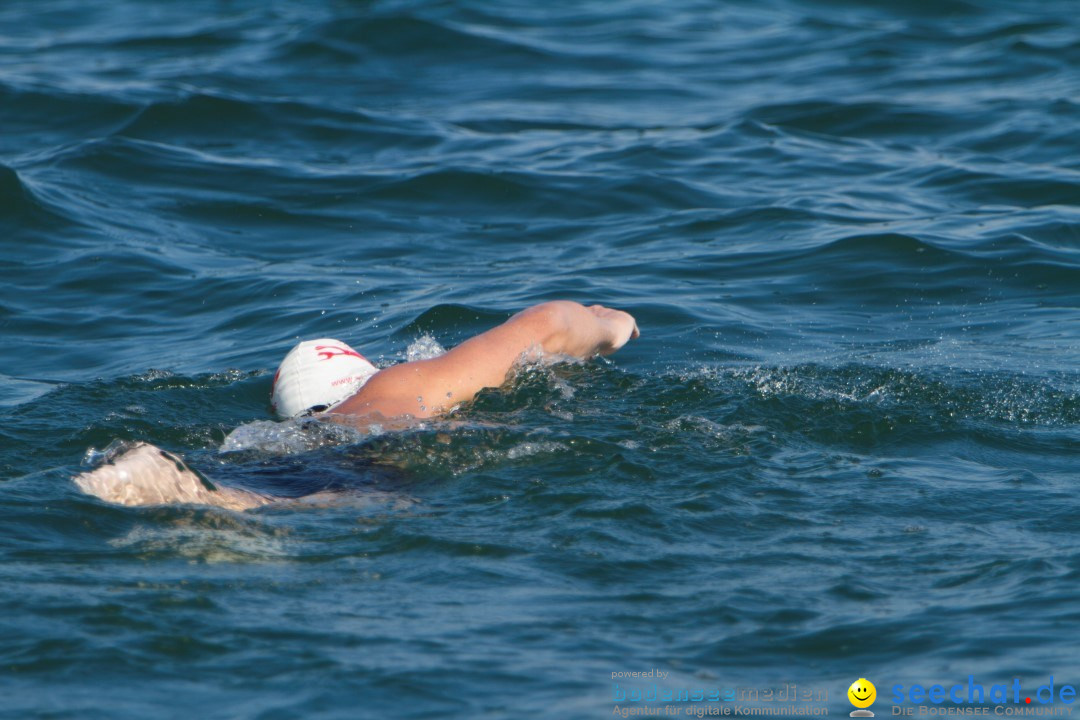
[0,0,1078,715]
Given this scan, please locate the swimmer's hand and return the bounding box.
[583,304,640,355]
[74,442,270,510]
[538,301,640,357]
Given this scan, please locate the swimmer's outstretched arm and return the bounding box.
[331,301,639,421]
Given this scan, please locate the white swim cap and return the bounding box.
[271,338,379,419]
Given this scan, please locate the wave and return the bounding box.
[0,162,89,241]
[749,100,971,140]
[0,81,136,147]
[662,363,1080,456]
[288,15,568,67]
[114,91,442,151]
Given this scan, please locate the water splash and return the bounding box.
[219,419,366,456]
[405,334,446,362]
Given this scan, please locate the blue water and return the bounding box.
[1,0,1078,717]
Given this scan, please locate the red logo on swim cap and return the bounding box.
[315,345,368,362]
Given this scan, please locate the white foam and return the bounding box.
[219,419,364,455]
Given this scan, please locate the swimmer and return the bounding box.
[74,301,639,510]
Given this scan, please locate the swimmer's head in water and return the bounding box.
[271,338,379,419]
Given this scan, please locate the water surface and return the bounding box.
[1,0,1078,717]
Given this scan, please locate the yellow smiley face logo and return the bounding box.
[848,679,876,708]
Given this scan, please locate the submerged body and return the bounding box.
[74,301,639,510]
